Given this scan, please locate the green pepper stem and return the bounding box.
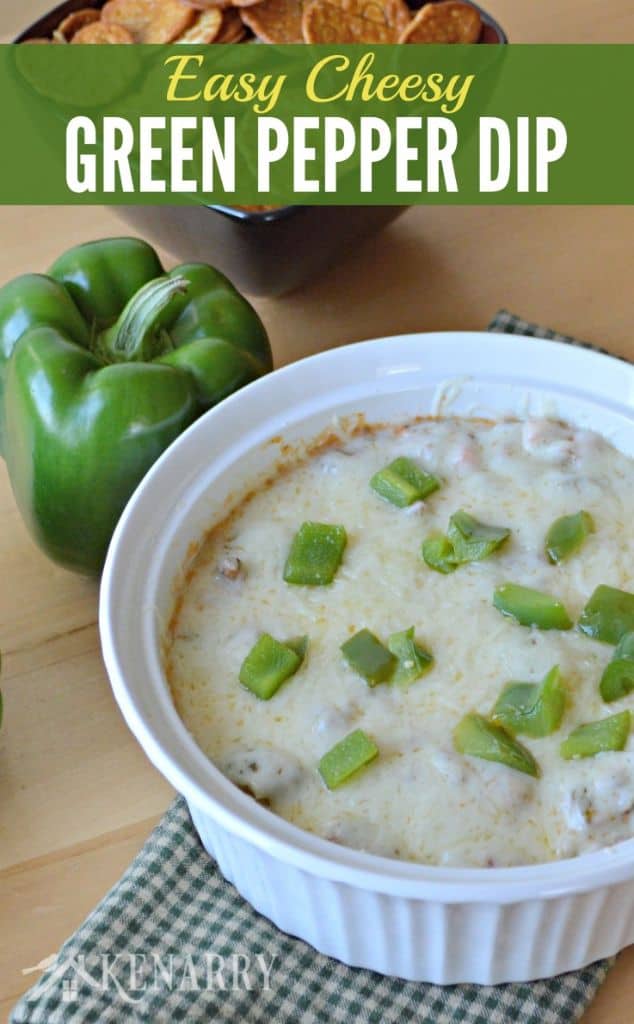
[96,276,189,363]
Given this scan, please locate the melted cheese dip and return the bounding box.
[167,418,634,867]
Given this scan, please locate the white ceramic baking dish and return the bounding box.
[100,331,634,984]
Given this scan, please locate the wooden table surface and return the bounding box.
[1,2,633,1020]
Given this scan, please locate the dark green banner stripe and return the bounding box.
[2,44,632,204]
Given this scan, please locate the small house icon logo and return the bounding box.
[23,955,101,1004]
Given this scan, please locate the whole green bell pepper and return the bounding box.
[0,237,272,575]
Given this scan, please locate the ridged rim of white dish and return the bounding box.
[100,331,634,904]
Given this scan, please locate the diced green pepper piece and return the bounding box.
[239,633,302,700]
[422,534,459,574]
[423,511,509,574]
[448,510,510,564]
[341,629,396,686]
[493,583,573,631]
[491,665,566,737]
[453,713,539,777]
[545,510,595,564]
[560,710,631,760]
[578,585,634,645]
[600,660,634,705]
[283,522,347,586]
[600,632,634,703]
[370,457,440,508]
[318,728,379,789]
[387,627,433,686]
[285,635,309,663]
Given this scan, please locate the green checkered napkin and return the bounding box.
[13,312,620,1024]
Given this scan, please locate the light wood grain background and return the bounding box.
[1,2,633,1020]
